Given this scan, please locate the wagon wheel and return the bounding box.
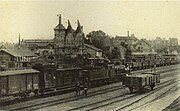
[151,84,155,90]
[129,87,133,92]
[139,87,144,93]
[34,89,39,96]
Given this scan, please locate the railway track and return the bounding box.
[1,83,125,110]
[162,96,180,111]
[1,65,179,110]
[67,77,180,111]
[128,84,180,111]
[116,81,180,111]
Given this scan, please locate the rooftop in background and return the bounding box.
[0,49,37,57]
[115,34,138,40]
[22,39,54,43]
[0,42,18,49]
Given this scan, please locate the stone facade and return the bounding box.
[54,15,85,58]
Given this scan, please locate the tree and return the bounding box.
[86,30,110,50]
[111,47,120,59]
[121,42,132,62]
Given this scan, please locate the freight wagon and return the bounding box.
[122,72,160,92]
[0,69,39,98]
[33,64,83,93]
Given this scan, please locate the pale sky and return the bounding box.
[0,1,180,43]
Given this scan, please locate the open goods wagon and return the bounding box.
[122,72,160,92]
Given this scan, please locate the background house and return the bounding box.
[21,39,54,56]
[83,44,103,58]
[0,49,37,70]
[133,39,152,52]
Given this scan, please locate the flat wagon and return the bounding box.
[122,72,160,92]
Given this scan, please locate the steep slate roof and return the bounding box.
[84,44,102,51]
[0,49,37,57]
[66,20,75,36]
[75,20,83,35]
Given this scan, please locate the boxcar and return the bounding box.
[0,69,39,98]
[122,72,160,92]
[41,66,82,92]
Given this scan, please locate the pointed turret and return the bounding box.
[54,14,65,30]
[59,14,61,25]
[74,20,84,46]
[75,20,83,34]
[18,33,21,45]
[54,14,66,48]
[66,20,74,34]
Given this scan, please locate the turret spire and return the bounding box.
[58,14,61,25]
[66,19,74,34]
[68,19,72,27]
[18,33,21,45]
[76,20,83,33]
[77,20,81,27]
[54,14,65,30]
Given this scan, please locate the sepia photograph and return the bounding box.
[0,0,180,111]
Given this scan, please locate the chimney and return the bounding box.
[127,31,129,37]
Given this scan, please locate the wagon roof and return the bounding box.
[127,74,153,78]
[0,69,39,76]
